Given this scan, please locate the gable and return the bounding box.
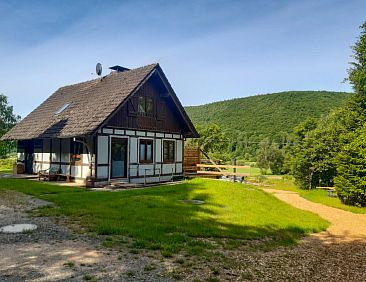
[104,69,197,137]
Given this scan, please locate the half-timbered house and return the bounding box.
[1,64,198,185]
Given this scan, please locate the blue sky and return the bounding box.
[0,0,365,117]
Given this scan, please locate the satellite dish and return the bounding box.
[96,63,102,76]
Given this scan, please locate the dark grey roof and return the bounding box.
[2,64,198,140]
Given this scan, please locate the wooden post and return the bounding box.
[233,157,237,182]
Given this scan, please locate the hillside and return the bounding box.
[185,91,352,158]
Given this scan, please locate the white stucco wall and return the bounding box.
[129,137,138,164]
[97,166,108,179]
[176,140,183,162]
[155,139,161,162]
[97,136,108,164]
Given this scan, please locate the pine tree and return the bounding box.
[334,22,366,206]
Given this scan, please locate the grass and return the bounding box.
[22,228,35,235]
[83,274,96,281]
[218,165,270,177]
[63,261,75,268]
[264,177,366,214]
[0,178,328,256]
[0,157,15,174]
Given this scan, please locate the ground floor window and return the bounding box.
[139,139,153,163]
[163,140,175,163]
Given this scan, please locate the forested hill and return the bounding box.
[185,91,352,157]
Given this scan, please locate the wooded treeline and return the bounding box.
[186,91,351,160]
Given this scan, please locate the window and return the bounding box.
[163,140,175,163]
[139,139,153,163]
[138,96,154,114]
[55,103,70,114]
[138,97,145,113]
[146,98,154,114]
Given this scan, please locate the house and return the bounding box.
[1,63,199,185]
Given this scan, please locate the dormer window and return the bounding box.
[55,103,70,114]
[138,97,154,114]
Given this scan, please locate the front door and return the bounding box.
[110,138,128,179]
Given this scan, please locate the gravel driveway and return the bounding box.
[0,190,170,282]
[264,189,366,242]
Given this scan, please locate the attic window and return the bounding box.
[55,103,70,114]
[138,97,154,115]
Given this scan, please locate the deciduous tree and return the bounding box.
[0,94,20,158]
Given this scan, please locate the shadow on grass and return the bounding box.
[0,178,326,257]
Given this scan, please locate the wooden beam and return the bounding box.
[199,149,222,172]
[197,164,251,169]
[197,170,249,177]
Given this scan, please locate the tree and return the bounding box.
[288,110,349,189]
[256,138,285,175]
[0,94,20,158]
[335,125,366,206]
[347,22,366,97]
[190,124,229,160]
[334,22,366,205]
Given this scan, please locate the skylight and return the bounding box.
[55,103,70,114]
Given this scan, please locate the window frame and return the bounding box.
[146,97,154,114]
[139,138,154,164]
[137,96,154,115]
[55,103,70,114]
[138,97,146,113]
[163,140,175,163]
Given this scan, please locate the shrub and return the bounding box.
[0,157,16,172]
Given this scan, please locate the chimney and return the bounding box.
[109,65,130,73]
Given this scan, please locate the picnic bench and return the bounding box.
[38,167,62,181]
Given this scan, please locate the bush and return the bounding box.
[255,175,267,183]
[0,158,16,171]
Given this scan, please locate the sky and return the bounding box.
[0,0,365,117]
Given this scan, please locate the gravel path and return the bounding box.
[240,188,366,281]
[264,189,366,242]
[0,190,170,282]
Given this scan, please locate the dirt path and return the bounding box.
[264,189,366,243]
[0,190,170,282]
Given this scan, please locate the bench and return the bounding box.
[38,167,62,181]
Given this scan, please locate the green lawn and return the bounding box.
[0,178,328,256]
[218,166,270,177]
[235,166,270,176]
[264,178,366,214]
[0,157,15,174]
